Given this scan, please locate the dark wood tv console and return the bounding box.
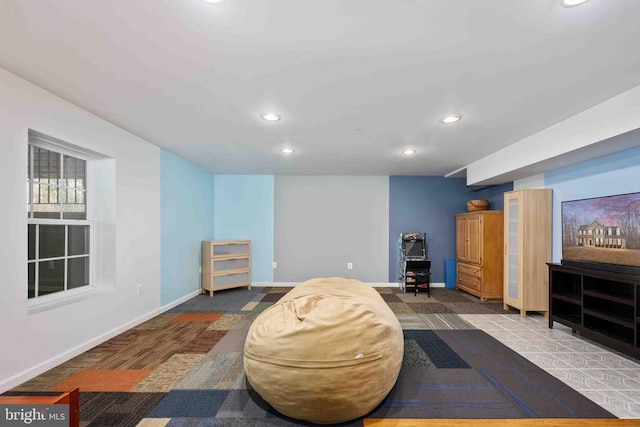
[548,263,640,359]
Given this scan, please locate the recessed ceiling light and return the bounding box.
[559,0,589,7]
[202,0,225,4]
[442,115,462,124]
[261,113,281,122]
[402,149,417,155]
[281,148,295,154]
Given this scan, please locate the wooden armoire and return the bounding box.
[455,210,504,300]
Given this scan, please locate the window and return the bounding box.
[27,141,92,300]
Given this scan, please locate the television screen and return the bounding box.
[403,240,425,259]
[562,192,640,273]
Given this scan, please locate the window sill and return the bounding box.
[28,286,103,314]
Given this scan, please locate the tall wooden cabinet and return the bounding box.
[455,211,504,300]
[503,189,552,317]
[202,240,251,297]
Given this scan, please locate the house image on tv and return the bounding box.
[577,221,627,248]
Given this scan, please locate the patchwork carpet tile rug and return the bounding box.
[3,287,614,426]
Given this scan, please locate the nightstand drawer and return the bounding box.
[212,272,249,288]
[211,242,250,257]
[212,258,250,272]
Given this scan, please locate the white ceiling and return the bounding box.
[1,0,639,178]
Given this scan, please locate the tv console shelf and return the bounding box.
[548,263,640,359]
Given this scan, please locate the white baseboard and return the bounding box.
[160,289,202,313]
[0,309,160,394]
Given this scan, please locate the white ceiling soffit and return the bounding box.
[0,0,639,181]
[465,84,640,185]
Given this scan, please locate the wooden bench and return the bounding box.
[0,388,79,427]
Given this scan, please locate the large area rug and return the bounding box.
[3,287,614,426]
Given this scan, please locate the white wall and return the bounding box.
[0,68,161,391]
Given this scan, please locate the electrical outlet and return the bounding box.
[137,284,143,295]
[347,262,353,270]
[272,262,277,269]
[199,266,202,274]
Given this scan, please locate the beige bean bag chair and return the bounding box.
[243,277,404,424]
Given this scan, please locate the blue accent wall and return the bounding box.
[389,178,513,284]
[545,144,640,262]
[160,150,216,306]
[214,175,274,282]
[389,176,469,283]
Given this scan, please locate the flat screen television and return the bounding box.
[561,192,640,275]
[401,232,427,260]
[403,240,426,259]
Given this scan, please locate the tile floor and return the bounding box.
[460,313,640,418]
